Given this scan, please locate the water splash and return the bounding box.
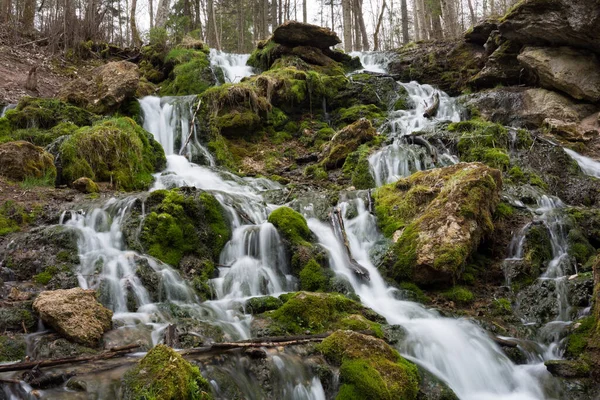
[564,148,600,178]
[0,103,16,118]
[349,51,390,73]
[209,49,254,84]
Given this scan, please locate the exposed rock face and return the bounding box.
[272,21,341,49]
[464,18,498,45]
[59,61,140,114]
[499,0,600,54]
[32,288,113,347]
[518,46,600,102]
[0,141,56,181]
[374,162,502,286]
[321,118,376,169]
[471,40,527,88]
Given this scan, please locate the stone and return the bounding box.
[545,360,590,378]
[374,162,502,286]
[0,141,56,181]
[471,40,528,88]
[32,288,113,347]
[518,46,600,102]
[59,61,140,114]
[72,177,99,194]
[321,118,376,169]
[499,0,600,54]
[272,21,341,49]
[464,18,499,45]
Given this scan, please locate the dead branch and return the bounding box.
[423,92,440,118]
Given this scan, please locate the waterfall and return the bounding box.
[307,199,548,400]
[1,103,16,118]
[209,49,254,84]
[349,51,390,73]
[368,82,461,186]
[564,148,600,178]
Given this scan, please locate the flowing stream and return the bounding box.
[4,52,569,399]
[209,49,254,84]
[565,148,600,178]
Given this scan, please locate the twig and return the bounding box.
[180,99,202,155]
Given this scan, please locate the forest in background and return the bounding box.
[1,0,522,53]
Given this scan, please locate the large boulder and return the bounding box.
[518,46,600,103]
[374,162,502,287]
[272,21,341,49]
[0,141,56,181]
[32,288,113,347]
[499,0,600,54]
[59,61,140,114]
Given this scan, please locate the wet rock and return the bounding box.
[0,334,26,362]
[464,18,498,45]
[72,177,99,194]
[374,162,502,287]
[334,72,405,110]
[0,141,56,182]
[499,0,600,54]
[60,61,140,114]
[416,366,459,400]
[320,119,376,170]
[33,288,113,347]
[0,306,36,332]
[518,46,600,102]
[545,359,590,378]
[28,334,98,360]
[272,21,341,49]
[471,40,527,88]
[515,279,561,324]
[177,319,224,348]
[122,344,213,400]
[244,296,283,314]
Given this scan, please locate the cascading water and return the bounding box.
[368,81,461,186]
[564,148,600,178]
[1,103,16,117]
[349,51,390,73]
[209,49,255,84]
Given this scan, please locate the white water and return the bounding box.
[368,81,461,185]
[209,49,254,83]
[0,103,16,118]
[349,51,389,73]
[307,199,548,400]
[564,148,600,178]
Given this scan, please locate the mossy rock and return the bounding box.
[317,330,419,400]
[0,335,26,362]
[123,344,213,400]
[3,97,96,131]
[342,145,376,189]
[521,223,552,280]
[374,162,502,287]
[161,49,216,96]
[0,141,56,183]
[449,119,510,171]
[138,189,230,267]
[58,117,166,190]
[321,119,376,170]
[254,292,384,336]
[334,104,386,126]
[244,296,283,314]
[268,206,312,246]
[0,307,36,332]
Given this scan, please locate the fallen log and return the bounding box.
[409,136,438,163]
[333,208,370,280]
[423,92,440,118]
[0,343,140,373]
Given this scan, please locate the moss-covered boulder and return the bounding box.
[60,61,141,114]
[268,206,312,246]
[33,288,113,347]
[0,307,36,332]
[374,162,502,287]
[57,117,166,190]
[321,118,376,170]
[251,292,384,337]
[317,330,420,400]
[449,119,511,171]
[160,48,216,96]
[0,141,56,182]
[0,334,26,362]
[123,344,213,400]
[72,177,99,193]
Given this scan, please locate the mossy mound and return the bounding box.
[161,48,216,96]
[0,141,56,183]
[317,330,419,400]
[0,335,26,362]
[58,117,166,190]
[342,145,376,189]
[252,292,384,336]
[123,344,213,400]
[321,119,377,170]
[268,206,312,246]
[2,97,96,131]
[138,188,230,270]
[374,162,502,287]
[449,119,510,171]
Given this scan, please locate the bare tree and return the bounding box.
[130,0,142,46]
[303,0,306,22]
[342,0,352,51]
[21,0,35,30]
[373,0,386,50]
[272,0,278,31]
[400,0,409,43]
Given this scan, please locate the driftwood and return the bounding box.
[423,92,440,118]
[409,136,438,163]
[333,208,370,280]
[0,343,140,373]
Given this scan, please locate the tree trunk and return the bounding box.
[272,0,278,32]
[206,0,220,49]
[330,0,334,30]
[427,0,443,39]
[355,0,368,50]
[400,0,408,43]
[262,0,269,39]
[342,0,352,51]
[154,0,169,27]
[442,0,459,37]
[373,0,386,51]
[413,0,421,41]
[467,0,475,26]
[21,0,35,31]
[130,0,142,47]
[303,0,306,22]
[148,0,153,28]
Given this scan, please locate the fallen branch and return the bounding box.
[180,98,202,156]
[333,208,370,280]
[423,92,440,118]
[0,343,140,373]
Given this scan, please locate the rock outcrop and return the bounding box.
[60,61,140,114]
[518,46,600,102]
[33,288,113,347]
[272,21,341,49]
[0,140,56,181]
[374,162,502,286]
[321,118,376,169]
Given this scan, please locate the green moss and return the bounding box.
[317,330,419,400]
[247,40,279,71]
[0,335,26,362]
[58,117,166,190]
[123,344,213,400]
[443,286,474,305]
[304,164,328,181]
[33,265,60,285]
[523,225,552,277]
[268,207,311,246]
[494,202,515,220]
[342,145,375,189]
[398,282,429,303]
[566,316,595,357]
[336,104,385,126]
[244,296,283,314]
[492,298,512,315]
[451,119,510,170]
[508,166,525,182]
[4,97,96,130]
[161,49,214,96]
[567,229,595,265]
[299,259,329,291]
[0,200,31,236]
